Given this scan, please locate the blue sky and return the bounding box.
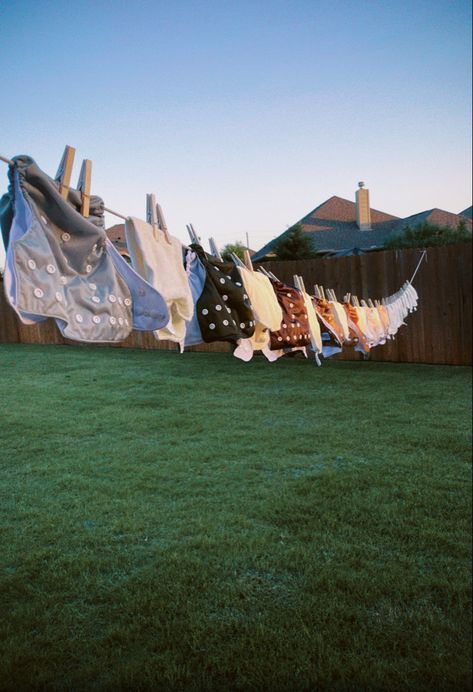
[0,0,471,263]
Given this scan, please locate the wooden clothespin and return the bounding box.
[209,237,223,261]
[77,158,92,217]
[146,193,159,240]
[230,252,245,267]
[156,202,172,244]
[186,224,197,243]
[55,145,76,199]
[299,275,307,292]
[368,299,375,308]
[243,249,253,271]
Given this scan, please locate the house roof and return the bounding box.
[252,196,400,260]
[460,206,472,219]
[252,196,472,261]
[106,223,129,256]
[397,208,471,229]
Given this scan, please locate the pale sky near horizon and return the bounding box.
[0,0,471,267]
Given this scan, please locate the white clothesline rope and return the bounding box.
[409,249,427,285]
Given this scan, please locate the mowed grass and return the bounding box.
[0,344,471,691]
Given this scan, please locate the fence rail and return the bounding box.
[0,244,471,365]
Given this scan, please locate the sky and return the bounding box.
[0,0,471,266]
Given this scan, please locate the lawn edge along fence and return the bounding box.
[0,244,471,365]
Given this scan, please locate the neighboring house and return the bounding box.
[252,183,472,261]
[106,223,130,262]
[460,206,472,219]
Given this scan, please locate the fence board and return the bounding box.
[0,244,471,365]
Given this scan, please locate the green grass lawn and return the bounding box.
[0,344,471,691]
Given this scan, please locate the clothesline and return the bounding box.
[0,153,430,288]
[1,152,421,361]
[409,249,427,285]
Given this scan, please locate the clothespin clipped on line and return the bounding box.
[0,154,13,165]
[186,224,198,244]
[77,158,92,217]
[243,249,253,272]
[208,237,223,261]
[55,145,76,200]
[368,299,375,308]
[230,252,245,267]
[156,202,172,244]
[146,193,159,239]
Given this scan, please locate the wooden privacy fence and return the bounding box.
[0,244,471,365]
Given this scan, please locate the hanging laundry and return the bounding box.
[343,302,371,355]
[125,216,194,347]
[190,244,255,345]
[298,287,323,362]
[0,156,169,342]
[365,304,386,346]
[184,249,206,348]
[268,279,311,351]
[233,267,283,362]
[312,297,345,357]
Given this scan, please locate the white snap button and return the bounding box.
[28,259,36,270]
[209,323,216,329]
[289,303,294,308]
[61,232,70,242]
[33,288,43,298]
[92,296,100,303]
[282,323,287,329]
[278,337,283,341]
[89,282,97,290]
[55,292,62,302]
[222,295,228,301]
[85,265,92,274]
[215,305,222,311]
[223,320,229,326]
[109,295,116,303]
[236,282,242,287]
[118,297,123,305]
[46,264,56,274]
[124,298,131,306]
[110,316,116,325]
[92,316,101,324]
[202,308,208,315]
[75,314,83,323]
[118,317,124,325]
[219,278,225,284]
[286,336,290,341]
[240,322,245,328]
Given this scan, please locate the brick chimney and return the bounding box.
[356,181,372,230]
